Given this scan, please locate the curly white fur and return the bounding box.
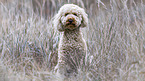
[53,4,88,78]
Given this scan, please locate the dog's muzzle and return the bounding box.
[68,19,73,23]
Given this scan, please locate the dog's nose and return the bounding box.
[68,19,73,23]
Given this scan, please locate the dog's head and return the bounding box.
[53,4,88,32]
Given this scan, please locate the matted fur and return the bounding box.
[53,4,88,78]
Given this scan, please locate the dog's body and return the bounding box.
[57,28,87,77]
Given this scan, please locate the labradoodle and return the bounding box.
[53,4,88,77]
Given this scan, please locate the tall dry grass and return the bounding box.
[0,0,145,81]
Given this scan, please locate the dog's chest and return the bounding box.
[59,34,85,53]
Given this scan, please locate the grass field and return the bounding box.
[0,0,145,81]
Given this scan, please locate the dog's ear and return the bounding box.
[80,9,88,28]
[53,13,64,32]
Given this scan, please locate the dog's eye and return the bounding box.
[73,13,77,16]
[65,13,69,16]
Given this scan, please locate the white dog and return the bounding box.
[53,4,88,78]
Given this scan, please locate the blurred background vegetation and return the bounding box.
[0,0,145,81]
